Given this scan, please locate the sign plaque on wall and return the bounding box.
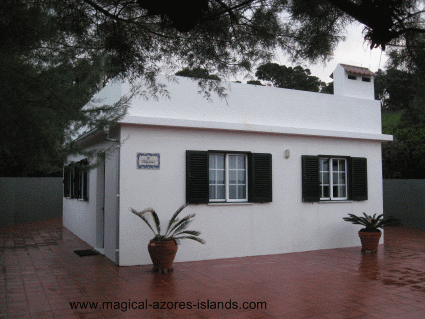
[137,153,160,170]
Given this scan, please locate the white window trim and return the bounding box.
[209,153,225,203]
[209,153,248,203]
[320,157,348,201]
[225,154,248,203]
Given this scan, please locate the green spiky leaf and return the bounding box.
[165,204,187,235]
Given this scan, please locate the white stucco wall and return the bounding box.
[333,64,375,100]
[118,125,385,266]
[63,140,120,263]
[63,153,98,247]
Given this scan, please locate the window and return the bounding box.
[63,159,89,201]
[302,155,367,202]
[348,75,357,80]
[362,77,371,82]
[319,158,347,200]
[186,151,272,204]
[209,154,247,202]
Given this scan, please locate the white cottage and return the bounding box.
[63,64,392,266]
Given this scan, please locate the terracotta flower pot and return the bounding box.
[148,239,178,273]
[358,230,382,253]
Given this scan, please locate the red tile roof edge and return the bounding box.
[330,64,377,78]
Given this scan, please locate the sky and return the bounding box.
[271,22,389,83]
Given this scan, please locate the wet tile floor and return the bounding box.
[1,219,425,318]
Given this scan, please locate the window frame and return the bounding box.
[209,153,248,203]
[186,150,272,204]
[79,159,89,201]
[302,155,367,203]
[208,153,225,202]
[319,157,348,201]
[63,159,89,201]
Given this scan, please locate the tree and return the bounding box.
[3,0,425,175]
[175,68,221,81]
[4,1,425,79]
[382,124,425,179]
[255,63,324,92]
[247,80,264,86]
[0,1,129,176]
[320,82,334,94]
[379,48,425,179]
[2,1,352,81]
[374,68,415,110]
[0,55,129,176]
[1,0,350,175]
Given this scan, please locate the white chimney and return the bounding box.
[331,63,377,100]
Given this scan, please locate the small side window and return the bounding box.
[63,159,89,201]
[64,165,70,198]
[348,75,357,80]
[362,77,371,82]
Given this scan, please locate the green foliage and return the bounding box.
[320,82,334,94]
[175,68,221,81]
[379,47,425,179]
[255,63,325,92]
[375,68,416,110]
[288,0,350,62]
[0,56,106,176]
[381,109,404,132]
[130,204,206,245]
[384,123,425,179]
[247,80,264,86]
[326,0,422,50]
[343,213,402,231]
[3,0,425,176]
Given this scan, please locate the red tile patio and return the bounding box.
[1,218,425,319]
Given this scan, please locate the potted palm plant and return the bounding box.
[343,213,402,253]
[130,204,205,273]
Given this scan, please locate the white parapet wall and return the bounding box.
[97,74,387,139]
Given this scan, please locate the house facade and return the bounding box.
[63,64,392,266]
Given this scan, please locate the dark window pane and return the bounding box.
[209,185,216,199]
[229,170,236,184]
[229,185,237,199]
[238,185,246,199]
[237,170,246,184]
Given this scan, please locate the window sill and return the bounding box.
[207,202,254,206]
[319,200,353,204]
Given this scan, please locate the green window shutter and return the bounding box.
[186,150,209,204]
[248,153,272,203]
[302,155,320,202]
[350,157,368,201]
[70,165,76,199]
[75,164,81,199]
[63,166,70,197]
[82,159,89,201]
